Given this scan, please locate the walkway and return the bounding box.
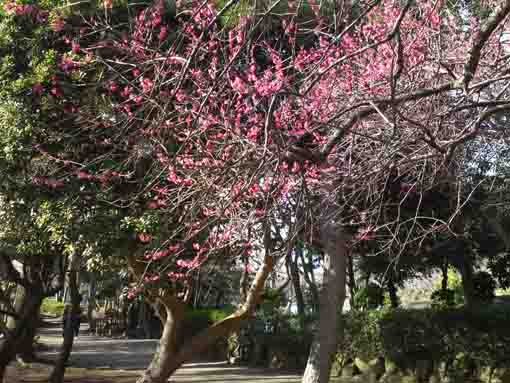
[19,319,306,382]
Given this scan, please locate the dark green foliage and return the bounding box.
[488,252,510,290]
[338,310,384,363]
[339,305,510,377]
[181,307,232,337]
[233,313,314,368]
[430,288,456,308]
[353,283,385,310]
[472,271,496,302]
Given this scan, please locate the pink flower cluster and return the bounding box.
[167,271,187,281]
[175,254,203,269]
[167,167,193,186]
[143,274,161,283]
[3,1,48,22]
[144,244,180,261]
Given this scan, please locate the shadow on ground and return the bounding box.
[5,319,306,382]
[6,363,305,383]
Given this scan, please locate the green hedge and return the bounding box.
[179,307,232,360]
[339,310,384,364]
[182,307,231,337]
[379,306,510,371]
[339,305,510,379]
[40,298,66,317]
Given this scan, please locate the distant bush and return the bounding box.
[430,269,497,307]
[40,298,66,317]
[353,283,385,310]
[181,307,231,339]
[472,271,496,302]
[338,309,385,364]
[430,288,456,308]
[179,307,232,360]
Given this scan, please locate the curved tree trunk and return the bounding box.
[49,253,81,383]
[135,241,275,383]
[302,224,349,383]
[136,296,185,383]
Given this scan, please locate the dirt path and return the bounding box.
[37,320,158,370]
[6,363,305,383]
[4,319,306,382]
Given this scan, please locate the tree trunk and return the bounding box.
[441,260,448,292]
[88,273,97,332]
[136,297,184,383]
[387,276,399,308]
[347,254,356,310]
[135,242,275,383]
[17,310,40,362]
[298,247,320,314]
[459,252,475,307]
[49,253,81,383]
[0,290,43,383]
[288,250,306,328]
[6,285,24,332]
[5,285,38,362]
[302,224,349,383]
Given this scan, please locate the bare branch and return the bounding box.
[463,0,510,91]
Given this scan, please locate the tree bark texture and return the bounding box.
[387,276,399,308]
[288,250,306,328]
[459,251,475,307]
[297,247,320,313]
[5,285,38,362]
[302,223,348,383]
[49,253,81,383]
[441,260,449,292]
[347,254,356,309]
[134,247,275,383]
[0,290,43,383]
[87,273,97,332]
[16,311,40,362]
